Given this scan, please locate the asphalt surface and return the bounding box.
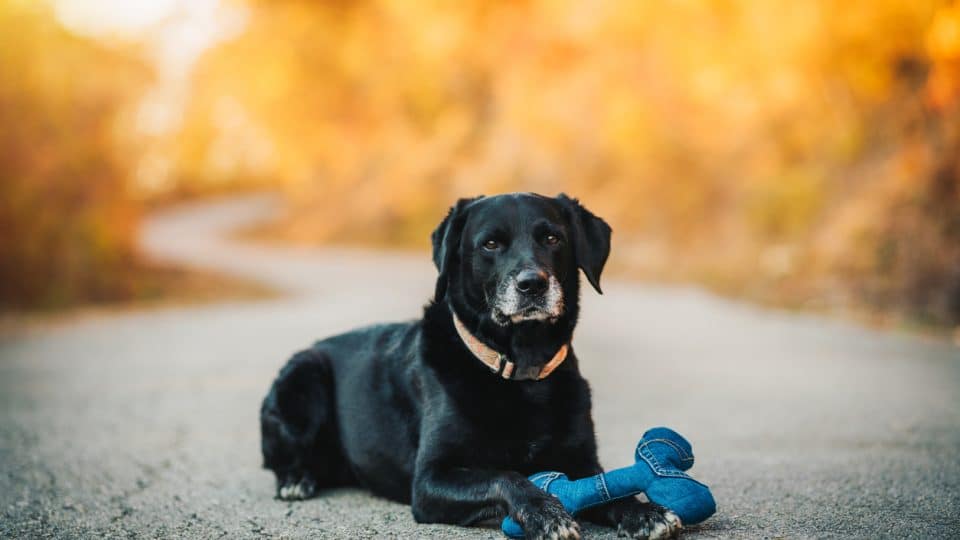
[2,194,958,539]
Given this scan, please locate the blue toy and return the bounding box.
[501,427,716,538]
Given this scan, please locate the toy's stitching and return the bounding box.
[655,438,694,461]
[638,444,693,480]
[640,438,694,462]
[540,472,563,492]
[530,471,558,483]
[596,473,611,502]
[637,444,712,489]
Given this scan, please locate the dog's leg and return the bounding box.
[566,459,681,540]
[260,348,351,500]
[411,468,580,540]
[579,498,681,540]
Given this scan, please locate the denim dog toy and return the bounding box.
[501,427,716,538]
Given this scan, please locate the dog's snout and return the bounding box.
[515,269,549,295]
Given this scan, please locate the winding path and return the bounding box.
[1,194,958,538]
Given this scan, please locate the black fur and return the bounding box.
[260,193,679,539]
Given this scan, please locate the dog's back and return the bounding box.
[261,321,422,502]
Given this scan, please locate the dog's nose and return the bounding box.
[516,269,549,295]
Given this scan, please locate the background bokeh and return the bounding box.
[2,0,959,326]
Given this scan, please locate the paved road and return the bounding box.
[2,195,958,539]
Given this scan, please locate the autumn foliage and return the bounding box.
[0,1,148,309]
[2,0,959,325]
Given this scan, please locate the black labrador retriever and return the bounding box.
[260,193,681,539]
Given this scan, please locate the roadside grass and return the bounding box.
[0,262,277,336]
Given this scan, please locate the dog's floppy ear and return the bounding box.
[432,196,482,300]
[557,193,612,294]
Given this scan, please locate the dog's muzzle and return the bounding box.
[491,271,564,326]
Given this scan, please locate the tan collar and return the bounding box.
[451,311,569,381]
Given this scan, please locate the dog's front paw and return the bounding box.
[518,495,580,540]
[276,474,318,501]
[616,503,681,539]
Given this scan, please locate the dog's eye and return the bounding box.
[544,234,560,246]
[482,239,501,251]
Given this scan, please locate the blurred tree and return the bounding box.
[168,0,959,324]
[0,0,151,309]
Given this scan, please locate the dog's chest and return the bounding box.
[524,439,546,463]
[451,378,586,470]
[467,432,553,471]
[470,411,565,470]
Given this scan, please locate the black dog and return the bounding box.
[260,193,681,539]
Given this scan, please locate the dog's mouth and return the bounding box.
[492,306,560,326]
[490,274,564,326]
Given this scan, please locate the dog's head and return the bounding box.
[432,193,611,332]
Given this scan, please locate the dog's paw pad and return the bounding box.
[538,518,580,540]
[277,476,317,501]
[522,496,580,540]
[647,511,681,540]
[663,511,681,529]
[617,505,682,539]
[549,519,581,540]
